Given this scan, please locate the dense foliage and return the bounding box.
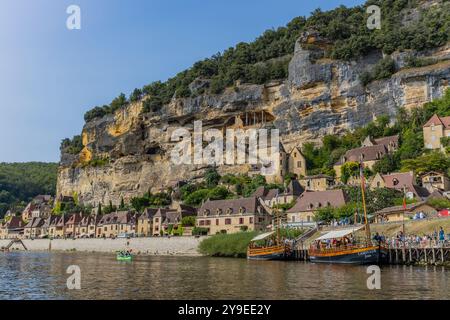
[0,163,58,217]
[198,231,258,258]
[81,0,449,124]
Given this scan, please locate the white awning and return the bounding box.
[251,231,275,242]
[314,226,364,241]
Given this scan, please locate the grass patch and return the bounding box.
[198,231,258,258]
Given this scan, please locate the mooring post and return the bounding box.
[424,248,427,263]
[432,248,436,264]
[402,247,406,263]
[409,248,412,263]
[441,248,444,263]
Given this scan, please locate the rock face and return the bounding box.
[57,36,450,206]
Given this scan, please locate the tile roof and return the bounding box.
[335,145,387,165]
[423,114,450,129]
[374,135,399,148]
[198,197,264,216]
[284,180,305,196]
[24,217,45,228]
[374,202,430,215]
[286,190,347,213]
[5,216,25,230]
[382,172,415,188]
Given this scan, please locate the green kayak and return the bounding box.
[116,253,133,261]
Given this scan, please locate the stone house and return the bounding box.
[64,213,83,238]
[21,195,53,222]
[248,143,307,184]
[299,174,335,191]
[420,171,450,193]
[0,216,25,239]
[334,145,388,180]
[286,189,348,223]
[196,197,271,235]
[361,135,399,152]
[334,135,399,181]
[374,202,438,223]
[152,204,196,236]
[137,208,157,237]
[96,211,137,238]
[41,215,59,238]
[369,171,430,200]
[423,114,450,151]
[49,215,69,239]
[23,217,46,239]
[252,180,304,207]
[75,215,100,238]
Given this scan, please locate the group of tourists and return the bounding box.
[384,227,448,248]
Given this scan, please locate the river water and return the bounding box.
[0,252,448,300]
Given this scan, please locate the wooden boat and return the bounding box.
[247,207,292,260]
[247,231,290,260]
[309,160,388,265]
[309,236,388,264]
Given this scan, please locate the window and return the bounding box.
[206,220,211,226]
[216,219,219,226]
[297,161,302,167]
[199,220,205,226]
[292,216,295,222]
[249,217,253,224]
[155,218,159,223]
[392,178,399,186]
[239,218,244,225]
[225,219,232,225]
[294,152,297,157]
[258,217,264,223]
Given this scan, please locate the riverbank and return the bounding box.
[0,236,204,256]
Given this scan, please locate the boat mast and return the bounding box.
[360,157,371,242]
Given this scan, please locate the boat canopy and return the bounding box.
[315,226,364,241]
[251,231,275,242]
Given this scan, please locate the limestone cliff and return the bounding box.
[57,33,450,206]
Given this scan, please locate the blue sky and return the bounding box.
[0,0,365,163]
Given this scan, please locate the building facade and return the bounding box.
[196,197,271,235]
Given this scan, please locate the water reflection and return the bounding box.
[0,252,448,300]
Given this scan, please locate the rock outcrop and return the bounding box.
[57,34,450,206]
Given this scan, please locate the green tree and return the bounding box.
[340,162,360,184]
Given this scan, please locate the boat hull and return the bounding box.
[309,245,388,265]
[247,245,289,261]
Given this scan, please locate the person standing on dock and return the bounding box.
[439,227,445,247]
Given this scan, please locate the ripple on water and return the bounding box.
[0,252,448,300]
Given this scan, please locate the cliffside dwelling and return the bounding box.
[420,171,450,193]
[152,204,196,236]
[334,135,399,180]
[196,197,271,235]
[299,174,335,191]
[370,171,430,200]
[423,114,450,151]
[285,190,348,224]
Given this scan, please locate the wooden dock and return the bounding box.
[291,246,450,265]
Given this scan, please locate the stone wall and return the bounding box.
[0,236,204,256]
